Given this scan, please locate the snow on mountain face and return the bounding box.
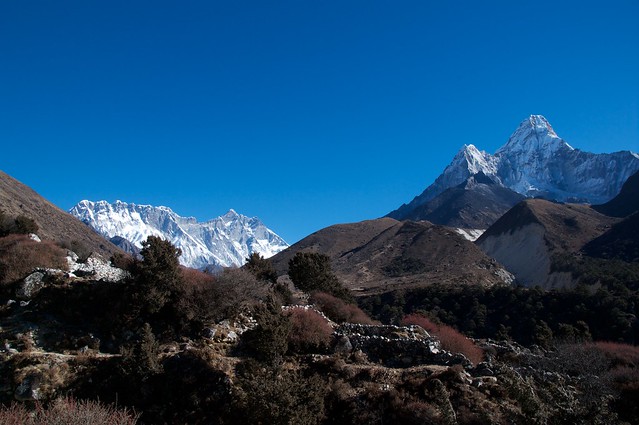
[392,115,639,215]
[69,200,289,269]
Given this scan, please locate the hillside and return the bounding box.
[391,172,524,229]
[593,170,639,218]
[0,171,120,258]
[271,218,513,295]
[476,199,618,288]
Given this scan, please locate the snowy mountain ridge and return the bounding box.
[69,200,289,269]
[389,115,639,220]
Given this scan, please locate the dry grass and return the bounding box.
[0,397,139,425]
[0,234,68,284]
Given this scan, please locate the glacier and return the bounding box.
[69,200,289,269]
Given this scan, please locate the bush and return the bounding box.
[287,308,333,354]
[0,234,68,284]
[13,215,39,235]
[241,298,291,363]
[0,397,139,425]
[402,313,484,365]
[180,267,269,326]
[310,292,376,324]
[119,323,163,381]
[233,365,327,425]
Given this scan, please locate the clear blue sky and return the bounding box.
[1,1,638,243]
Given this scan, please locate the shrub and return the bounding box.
[287,308,333,353]
[593,341,639,368]
[233,365,327,425]
[0,234,68,284]
[13,215,39,235]
[241,298,291,363]
[180,267,269,325]
[0,397,139,425]
[119,323,163,381]
[402,313,484,365]
[310,292,376,324]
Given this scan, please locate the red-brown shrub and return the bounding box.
[402,313,484,365]
[594,341,639,368]
[0,397,139,424]
[179,267,269,323]
[287,307,334,353]
[0,234,68,284]
[310,292,376,325]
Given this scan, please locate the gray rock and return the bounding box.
[334,336,353,354]
[14,374,41,401]
[16,272,46,300]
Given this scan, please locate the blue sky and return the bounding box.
[1,1,638,243]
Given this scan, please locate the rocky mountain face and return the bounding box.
[476,199,619,289]
[270,217,513,295]
[395,172,525,230]
[0,171,120,258]
[389,115,639,225]
[593,170,639,218]
[69,200,289,269]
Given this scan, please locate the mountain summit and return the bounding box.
[389,115,639,221]
[69,200,289,269]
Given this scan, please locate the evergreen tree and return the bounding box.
[288,252,351,301]
[244,252,278,284]
[134,236,183,316]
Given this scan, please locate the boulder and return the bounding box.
[16,272,46,300]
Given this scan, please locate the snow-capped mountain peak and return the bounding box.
[497,114,572,155]
[388,115,639,220]
[455,144,499,176]
[70,200,289,269]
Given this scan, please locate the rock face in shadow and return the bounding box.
[593,170,639,218]
[389,172,525,229]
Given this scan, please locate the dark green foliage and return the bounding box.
[132,236,183,316]
[233,363,328,425]
[0,212,38,236]
[13,214,38,234]
[359,283,639,346]
[244,252,278,283]
[241,298,291,363]
[288,252,351,301]
[383,257,427,277]
[119,323,163,381]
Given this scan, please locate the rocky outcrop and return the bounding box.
[67,252,130,282]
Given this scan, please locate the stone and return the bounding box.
[335,336,353,354]
[14,374,41,401]
[16,271,46,300]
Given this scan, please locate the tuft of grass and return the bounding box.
[0,397,139,425]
